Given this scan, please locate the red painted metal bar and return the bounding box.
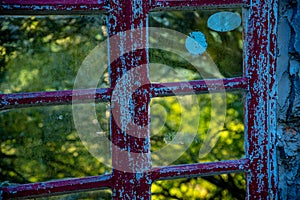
[1,158,248,199]
[2,0,103,3]
[0,0,108,14]
[1,174,112,199]
[107,0,152,199]
[150,0,245,10]
[0,88,111,110]
[244,0,278,199]
[0,77,247,110]
[0,0,280,199]
[151,159,249,181]
[151,77,248,97]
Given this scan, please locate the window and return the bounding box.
[1,0,278,199]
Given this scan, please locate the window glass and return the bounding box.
[0,15,108,94]
[0,103,111,184]
[152,173,246,200]
[150,92,244,166]
[149,9,243,81]
[35,189,112,200]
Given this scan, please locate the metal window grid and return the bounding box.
[0,0,278,199]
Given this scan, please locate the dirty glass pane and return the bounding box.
[151,173,246,200]
[35,189,112,200]
[149,9,243,81]
[150,91,244,166]
[0,103,111,184]
[0,15,109,94]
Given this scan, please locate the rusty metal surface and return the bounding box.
[151,77,248,97]
[107,0,152,199]
[1,159,249,199]
[0,0,279,199]
[244,0,278,199]
[150,0,245,10]
[0,0,244,13]
[0,77,247,110]
[152,159,249,181]
[0,0,108,14]
[0,88,111,110]
[1,174,112,199]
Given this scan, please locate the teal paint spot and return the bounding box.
[185,31,207,55]
[207,12,241,32]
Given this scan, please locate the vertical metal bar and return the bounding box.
[107,0,151,199]
[0,0,280,199]
[244,0,278,199]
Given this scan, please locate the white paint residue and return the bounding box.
[185,31,207,55]
[207,12,241,32]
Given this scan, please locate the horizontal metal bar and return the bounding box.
[2,0,105,4]
[150,0,245,11]
[151,77,248,97]
[0,88,111,111]
[1,159,248,198]
[0,0,108,15]
[151,159,249,181]
[0,77,247,110]
[1,174,113,199]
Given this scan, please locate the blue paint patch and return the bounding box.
[136,172,143,181]
[185,31,207,55]
[207,12,241,32]
[80,5,88,9]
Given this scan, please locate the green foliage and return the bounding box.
[0,16,106,93]
[150,10,243,78]
[0,10,244,199]
[149,10,245,199]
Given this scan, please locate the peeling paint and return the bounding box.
[0,0,281,199]
[150,0,244,11]
[0,0,109,14]
[244,0,278,199]
[0,88,111,111]
[1,174,113,199]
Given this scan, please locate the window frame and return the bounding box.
[0,0,278,199]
